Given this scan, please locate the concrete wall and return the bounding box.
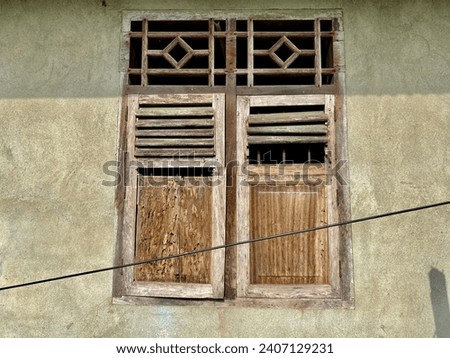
[0,0,449,337]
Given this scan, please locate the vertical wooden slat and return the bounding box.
[224,18,238,299]
[248,19,254,87]
[209,19,215,87]
[314,18,322,87]
[141,18,148,86]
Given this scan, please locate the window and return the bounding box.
[114,15,353,307]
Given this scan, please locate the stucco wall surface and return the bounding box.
[0,0,449,337]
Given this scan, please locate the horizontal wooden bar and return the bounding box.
[136,138,214,147]
[253,31,333,38]
[249,94,325,106]
[253,49,315,56]
[136,128,214,137]
[138,94,214,105]
[127,86,226,95]
[147,69,212,75]
[147,50,209,56]
[136,118,214,128]
[248,124,327,135]
[236,85,336,95]
[249,112,327,124]
[247,135,328,144]
[135,148,215,157]
[136,107,214,117]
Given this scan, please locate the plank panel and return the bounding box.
[135,148,215,157]
[247,135,328,144]
[249,112,327,124]
[135,177,212,284]
[248,124,327,135]
[249,183,328,285]
[136,107,214,117]
[135,128,214,137]
[135,138,214,147]
[135,118,213,128]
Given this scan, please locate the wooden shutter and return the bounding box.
[123,94,225,299]
[236,95,340,299]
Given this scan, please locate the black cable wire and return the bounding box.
[0,200,449,292]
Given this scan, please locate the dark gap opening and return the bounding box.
[128,74,141,85]
[138,167,214,177]
[248,143,325,164]
[237,74,248,86]
[236,37,248,69]
[147,75,209,86]
[250,105,325,114]
[130,21,142,32]
[236,20,247,32]
[214,74,226,86]
[129,37,142,69]
[148,21,209,32]
[321,37,333,69]
[214,38,226,69]
[320,20,333,32]
[214,20,226,32]
[253,20,315,32]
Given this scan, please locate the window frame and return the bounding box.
[113,11,353,309]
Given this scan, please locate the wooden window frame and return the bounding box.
[113,12,353,309]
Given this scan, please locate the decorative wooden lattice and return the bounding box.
[127,19,336,87]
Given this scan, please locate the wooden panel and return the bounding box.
[249,183,328,285]
[249,112,328,124]
[135,177,212,284]
[136,107,214,117]
[248,124,327,135]
[135,118,213,128]
[135,138,214,147]
[135,128,214,137]
[134,148,215,157]
[247,135,328,144]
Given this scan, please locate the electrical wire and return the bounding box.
[0,200,449,292]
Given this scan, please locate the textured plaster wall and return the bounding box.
[0,0,449,337]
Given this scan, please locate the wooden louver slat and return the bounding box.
[247,107,328,146]
[134,99,216,158]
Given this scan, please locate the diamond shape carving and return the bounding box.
[268,36,300,69]
[162,36,194,69]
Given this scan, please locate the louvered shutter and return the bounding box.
[236,95,340,299]
[123,94,225,299]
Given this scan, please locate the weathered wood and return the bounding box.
[135,148,215,157]
[136,119,213,128]
[253,49,316,57]
[249,94,325,106]
[135,138,214,147]
[138,93,214,105]
[135,177,213,284]
[136,107,214,117]
[314,18,322,86]
[141,19,148,86]
[249,184,328,286]
[224,19,238,300]
[136,128,214,137]
[247,135,328,144]
[249,112,327,124]
[248,124,327,135]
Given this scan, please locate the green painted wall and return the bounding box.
[0,0,449,337]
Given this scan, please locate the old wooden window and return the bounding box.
[114,16,352,307]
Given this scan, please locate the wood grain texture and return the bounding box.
[135,177,212,284]
[249,183,328,285]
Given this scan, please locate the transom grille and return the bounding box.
[127,18,337,87]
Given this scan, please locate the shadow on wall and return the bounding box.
[429,267,450,338]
